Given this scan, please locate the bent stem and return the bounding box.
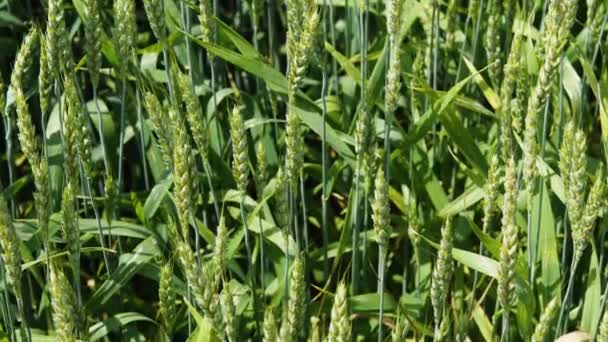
[239,196,260,334]
[556,255,580,337]
[83,171,112,276]
[202,160,221,221]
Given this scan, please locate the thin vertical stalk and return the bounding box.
[321,51,329,279]
[454,6,472,83]
[162,48,176,102]
[290,185,300,249]
[300,175,309,256]
[467,0,484,93]
[210,63,221,155]
[3,115,14,217]
[268,0,279,69]
[202,160,221,221]
[92,87,110,176]
[378,245,386,342]
[351,161,361,295]
[258,214,266,291]
[187,283,192,334]
[501,308,509,342]
[16,297,29,342]
[431,0,439,91]
[181,1,194,83]
[117,76,127,188]
[592,277,608,340]
[0,261,14,342]
[362,185,369,282]
[329,0,338,95]
[345,0,351,56]
[115,76,128,253]
[135,88,149,190]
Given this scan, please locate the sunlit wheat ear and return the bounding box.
[77,109,94,178]
[113,0,137,74]
[158,262,176,334]
[255,140,269,192]
[559,121,576,206]
[431,216,453,340]
[514,53,529,135]
[280,256,305,342]
[575,171,605,260]
[385,0,402,115]
[14,67,50,243]
[172,116,195,241]
[355,108,375,171]
[63,77,81,186]
[143,0,166,45]
[10,27,38,94]
[230,105,250,195]
[263,307,279,342]
[176,241,226,338]
[14,86,38,170]
[560,122,589,259]
[485,0,501,87]
[61,183,79,275]
[482,155,502,232]
[221,285,237,342]
[38,34,52,116]
[47,0,72,76]
[49,262,78,342]
[372,167,391,247]
[500,31,522,161]
[308,316,320,342]
[177,73,208,161]
[143,91,173,167]
[274,168,290,231]
[198,0,215,50]
[84,0,103,89]
[285,0,320,186]
[328,282,350,342]
[0,197,22,300]
[532,297,558,342]
[498,157,518,331]
[214,216,228,268]
[284,104,302,186]
[523,0,578,210]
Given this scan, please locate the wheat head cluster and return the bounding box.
[0,0,608,341]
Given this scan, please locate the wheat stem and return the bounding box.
[556,254,579,337]
[378,244,386,342]
[115,76,126,251]
[3,115,14,217]
[593,278,608,340]
[1,276,15,342]
[83,170,112,276]
[351,158,361,295]
[320,54,329,280]
[91,87,110,176]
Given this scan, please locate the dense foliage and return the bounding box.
[0,0,608,341]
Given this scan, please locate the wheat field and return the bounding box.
[0,0,607,341]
